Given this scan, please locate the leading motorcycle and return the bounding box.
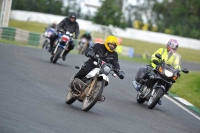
[50,31,73,63]
[132,53,189,109]
[65,50,125,112]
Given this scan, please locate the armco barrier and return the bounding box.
[15,28,29,43]
[1,27,16,41]
[28,32,41,46]
[0,27,43,46]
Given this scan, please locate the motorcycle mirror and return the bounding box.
[155,53,162,59]
[75,66,80,69]
[182,68,189,74]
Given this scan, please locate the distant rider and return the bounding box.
[70,35,125,100]
[49,12,80,61]
[79,31,92,48]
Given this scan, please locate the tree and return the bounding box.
[93,0,126,29]
[152,0,200,39]
[12,0,64,15]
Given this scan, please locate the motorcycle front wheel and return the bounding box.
[147,88,164,109]
[82,81,105,112]
[52,47,63,63]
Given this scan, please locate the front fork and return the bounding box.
[87,75,98,97]
[53,43,69,57]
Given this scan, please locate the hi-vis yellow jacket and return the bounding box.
[151,48,181,70]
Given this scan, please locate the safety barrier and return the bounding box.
[0,27,43,46]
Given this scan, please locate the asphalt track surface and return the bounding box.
[0,43,200,133]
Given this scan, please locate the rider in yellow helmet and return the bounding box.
[73,35,122,79]
[70,35,124,100]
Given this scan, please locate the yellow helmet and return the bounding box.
[104,36,119,52]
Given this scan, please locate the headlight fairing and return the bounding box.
[101,65,111,75]
[164,70,173,77]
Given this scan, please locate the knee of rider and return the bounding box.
[69,43,74,50]
[50,33,56,40]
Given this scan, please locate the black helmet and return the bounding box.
[69,12,77,23]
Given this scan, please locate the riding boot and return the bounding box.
[158,98,162,105]
[62,50,70,61]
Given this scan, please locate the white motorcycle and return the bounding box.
[65,50,125,112]
[42,28,56,49]
[78,37,89,54]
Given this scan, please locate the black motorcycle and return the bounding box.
[132,53,189,109]
[50,31,73,63]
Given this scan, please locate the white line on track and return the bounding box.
[164,95,200,121]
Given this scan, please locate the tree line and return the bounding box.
[12,0,200,39]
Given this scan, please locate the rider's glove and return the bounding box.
[117,70,125,79]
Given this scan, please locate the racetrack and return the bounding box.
[0,43,200,133]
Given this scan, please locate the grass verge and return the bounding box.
[170,71,200,109]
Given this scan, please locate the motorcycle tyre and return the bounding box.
[65,88,76,104]
[52,47,63,64]
[136,93,146,104]
[147,88,164,109]
[82,81,105,112]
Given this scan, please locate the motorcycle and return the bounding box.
[132,53,189,109]
[42,28,56,49]
[78,37,89,55]
[50,31,73,63]
[65,50,125,112]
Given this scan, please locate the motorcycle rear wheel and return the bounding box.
[147,88,164,109]
[82,81,104,112]
[136,93,146,104]
[65,88,76,104]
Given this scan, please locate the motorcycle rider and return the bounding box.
[49,12,80,61]
[46,22,57,30]
[79,31,92,48]
[134,39,180,105]
[70,35,125,100]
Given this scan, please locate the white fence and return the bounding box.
[10,10,200,50]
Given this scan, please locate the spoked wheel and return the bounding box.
[136,92,146,104]
[147,88,164,109]
[82,81,104,112]
[65,88,76,104]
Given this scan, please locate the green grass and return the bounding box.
[170,71,200,109]
[118,55,151,64]
[9,19,47,33]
